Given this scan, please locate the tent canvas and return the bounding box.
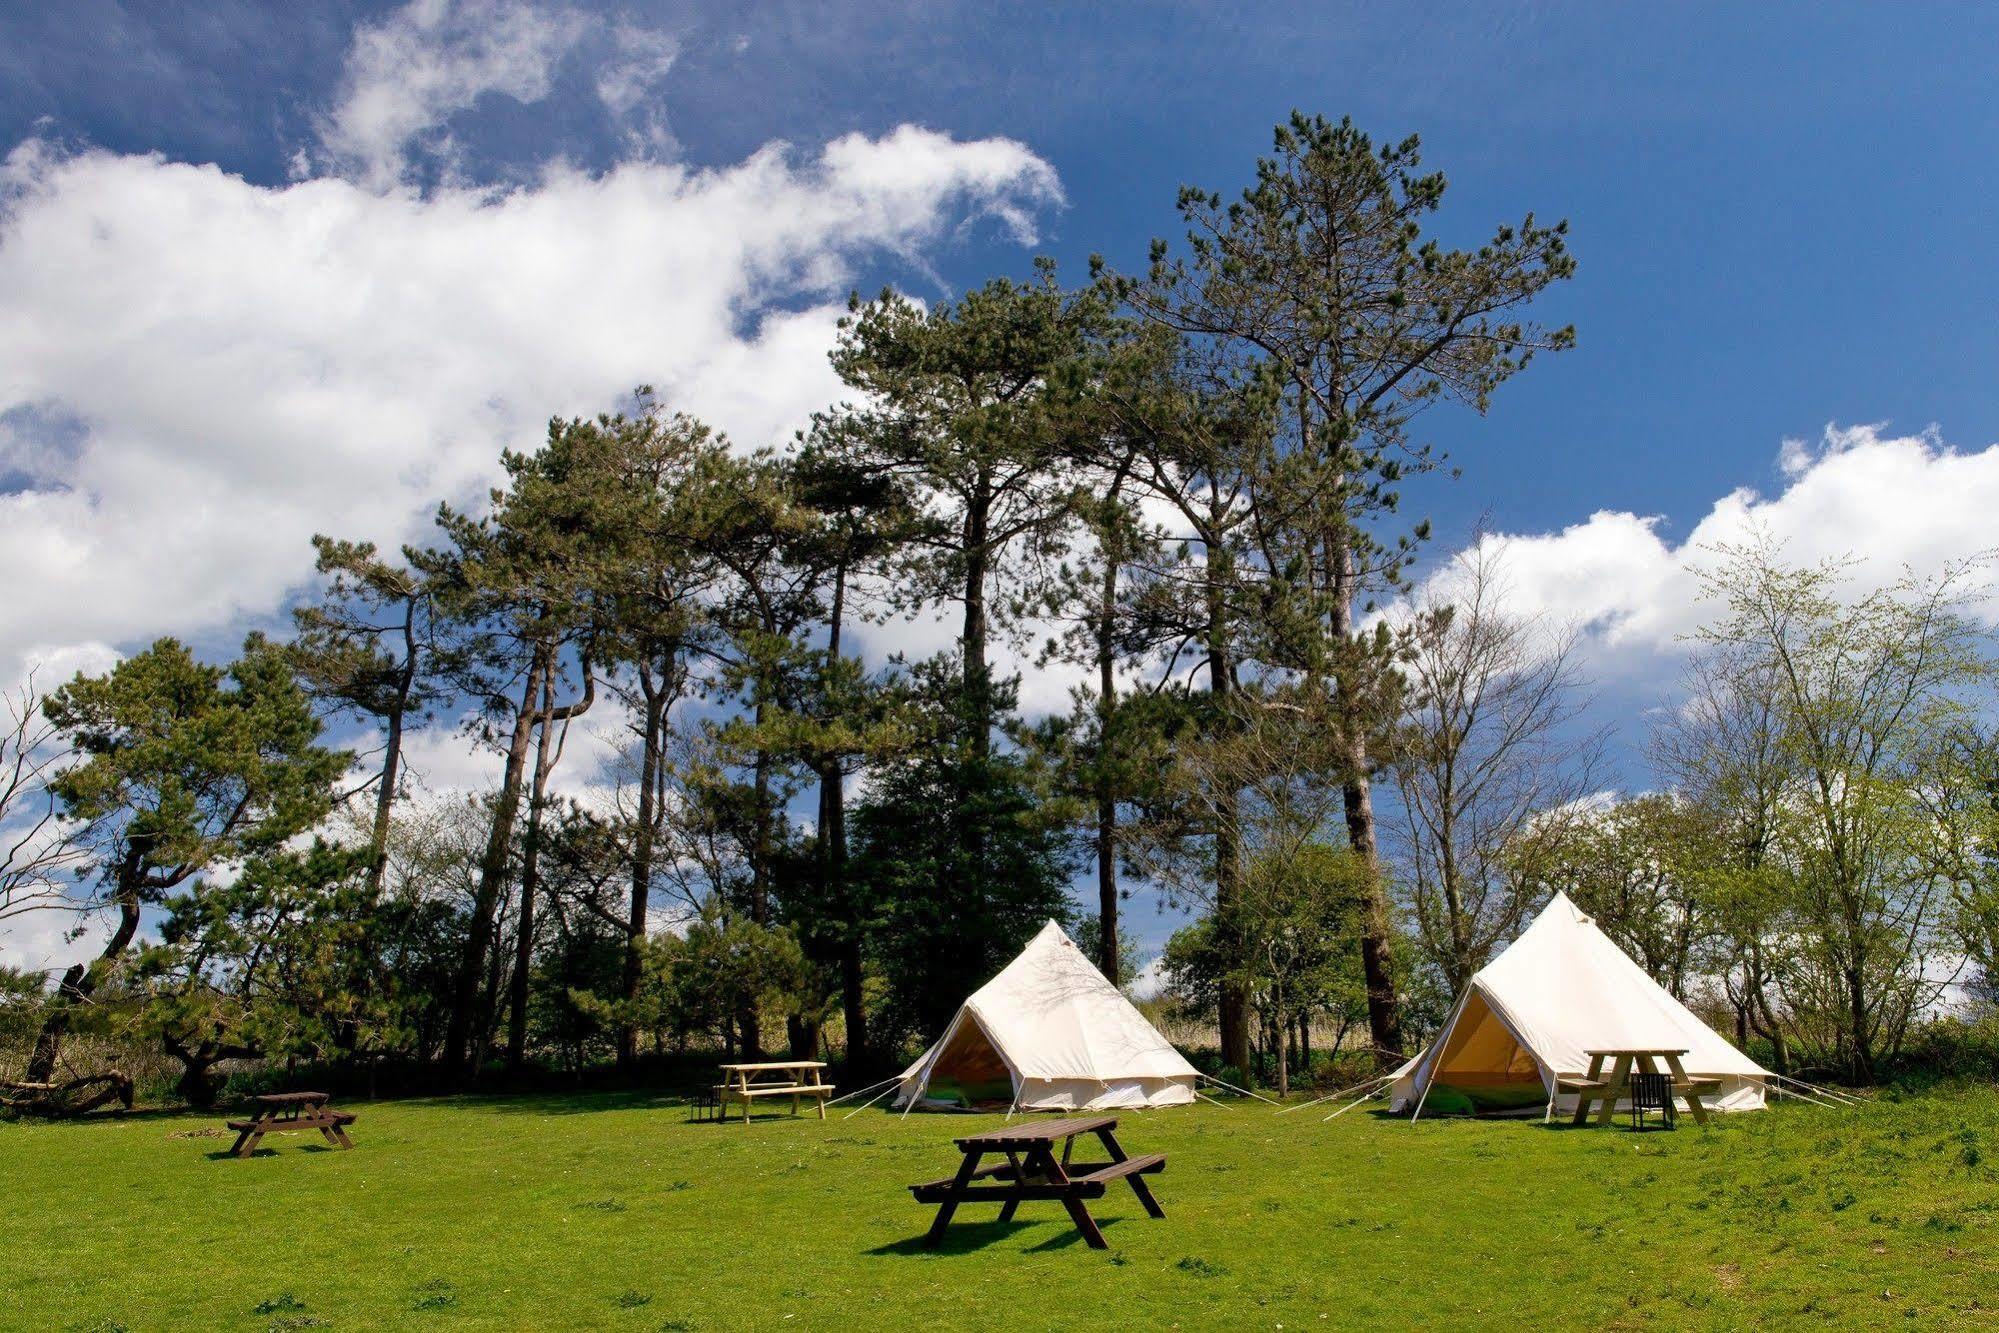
[1390,893,1770,1115]
[896,921,1199,1111]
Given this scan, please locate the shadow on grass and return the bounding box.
[868,1215,1123,1256]
[201,1142,346,1160]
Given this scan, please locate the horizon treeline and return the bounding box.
[4,114,1996,1115]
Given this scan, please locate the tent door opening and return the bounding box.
[917,1014,1017,1109]
[1421,992,1548,1114]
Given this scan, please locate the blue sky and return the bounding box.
[10,3,1999,542]
[4,2,1998,968]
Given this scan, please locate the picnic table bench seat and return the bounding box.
[1071,1153,1166,1185]
[1556,1076,1607,1092]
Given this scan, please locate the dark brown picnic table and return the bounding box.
[908,1115,1165,1250]
[225,1092,357,1157]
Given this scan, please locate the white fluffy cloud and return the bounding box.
[1415,423,1999,683]
[0,128,1060,690]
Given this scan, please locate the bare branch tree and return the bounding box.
[0,671,88,926]
[1388,544,1603,991]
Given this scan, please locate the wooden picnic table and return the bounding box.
[908,1115,1166,1250]
[715,1061,833,1124]
[225,1091,357,1157]
[1563,1049,1720,1127]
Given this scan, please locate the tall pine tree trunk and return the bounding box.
[619,666,670,1072]
[1095,552,1120,984]
[445,648,545,1075]
[821,570,867,1069]
[505,664,560,1070]
[963,481,992,758]
[365,598,421,899]
[1328,529,1403,1066]
[1206,550,1251,1077]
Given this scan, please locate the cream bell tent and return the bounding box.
[895,921,1199,1111]
[1390,892,1770,1116]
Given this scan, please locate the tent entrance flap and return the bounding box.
[917,1011,1017,1104]
[1425,991,1547,1098]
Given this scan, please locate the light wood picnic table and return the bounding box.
[715,1060,833,1123]
[1563,1048,1719,1127]
[908,1115,1166,1250]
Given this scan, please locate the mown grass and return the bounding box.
[4,1084,1995,1330]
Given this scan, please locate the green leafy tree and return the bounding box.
[1122,112,1577,1065]
[1691,540,1992,1079]
[425,414,618,1075]
[832,267,1103,755]
[588,397,732,1070]
[847,667,1076,1048]
[131,841,390,1106]
[1089,323,1287,1072]
[25,637,347,1085]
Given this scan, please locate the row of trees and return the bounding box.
[7,111,1984,1110]
[1,113,1582,1109]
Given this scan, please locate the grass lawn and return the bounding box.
[5,1084,1996,1331]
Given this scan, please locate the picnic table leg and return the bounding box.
[1027,1144,1107,1249]
[1063,1199,1111,1255]
[1664,1053,1710,1125]
[1061,1197,1109,1249]
[924,1150,985,1248]
[814,1070,826,1120]
[1097,1127,1165,1219]
[229,1120,265,1157]
[1595,1055,1632,1127]
[1570,1052,1606,1126]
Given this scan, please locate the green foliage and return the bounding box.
[131,840,397,1103]
[45,636,348,885]
[847,672,1076,1045]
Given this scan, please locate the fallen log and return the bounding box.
[1,1070,135,1117]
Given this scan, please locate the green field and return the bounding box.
[6,1086,1996,1331]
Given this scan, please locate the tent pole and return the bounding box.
[1409,1073,1436,1124]
[1758,1078,1841,1109]
[1196,1072,1282,1106]
[1773,1072,1863,1104]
